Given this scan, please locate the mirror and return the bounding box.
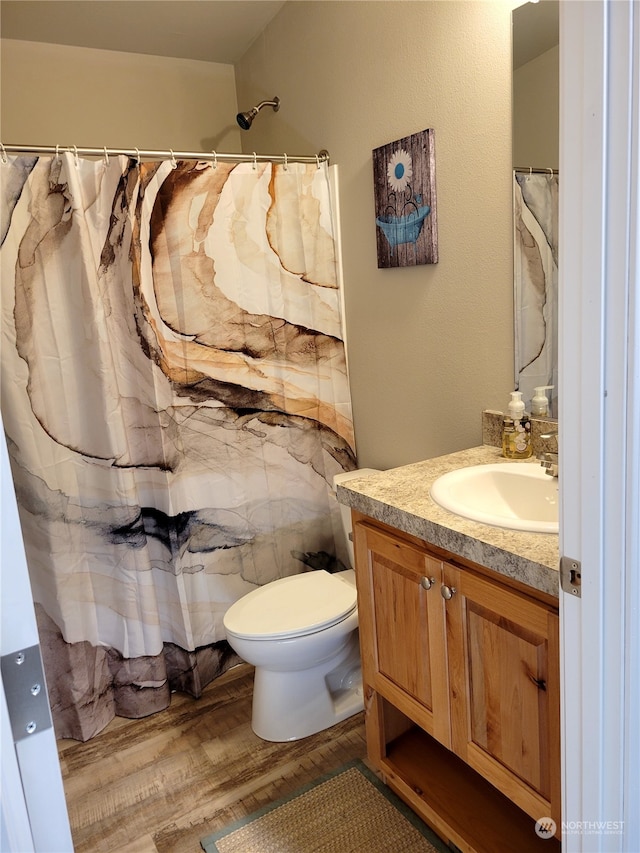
[512,1,559,170]
[512,0,559,418]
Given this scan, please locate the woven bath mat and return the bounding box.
[200,759,449,853]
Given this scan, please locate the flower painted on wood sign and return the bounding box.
[387,149,413,192]
[372,129,438,267]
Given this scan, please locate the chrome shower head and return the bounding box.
[236,96,280,130]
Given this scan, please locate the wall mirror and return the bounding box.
[512,0,559,418]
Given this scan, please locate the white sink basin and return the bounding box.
[430,463,558,534]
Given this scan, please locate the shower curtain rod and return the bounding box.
[1,144,330,166]
[514,166,558,174]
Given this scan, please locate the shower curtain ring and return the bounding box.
[73,145,80,169]
[134,148,141,171]
[103,147,109,166]
[252,152,257,170]
[211,150,217,169]
[55,144,60,163]
[283,152,288,171]
[0,143,7,164]
[169,150,177,169]
[315,154,320,170]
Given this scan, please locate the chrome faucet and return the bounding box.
[537,431,559,477]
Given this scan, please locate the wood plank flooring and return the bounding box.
[57,664,368,853]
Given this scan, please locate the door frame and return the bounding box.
[560,1,640,849]
[0,424,73,852]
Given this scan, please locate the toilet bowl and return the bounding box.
[223,468,378,742]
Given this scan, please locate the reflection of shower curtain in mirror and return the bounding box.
[1,154,356,740]
[513,170,559,416]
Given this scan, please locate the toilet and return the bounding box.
[223,468,378,742]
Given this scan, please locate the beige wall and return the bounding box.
[236,1,515,469]
[513,45,559,169]
[0,39,242,152]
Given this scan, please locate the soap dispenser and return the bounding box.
[531,385,554,417]
[502,391,532,459]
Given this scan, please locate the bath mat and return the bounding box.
[200,759,449,853]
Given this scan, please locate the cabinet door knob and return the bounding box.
[420,576,435,590]
[440,584,457,600]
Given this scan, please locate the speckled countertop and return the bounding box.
[336,445,560,598]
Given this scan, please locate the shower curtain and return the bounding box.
[1,152,356,740]
[513,170,559,416]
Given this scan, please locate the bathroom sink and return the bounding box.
[430,463,558,533]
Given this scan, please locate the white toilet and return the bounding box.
[223,468,378,742]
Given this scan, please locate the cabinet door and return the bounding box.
[444,563,561,826]
[353,520,450,745]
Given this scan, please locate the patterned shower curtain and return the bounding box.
[513,170,559,416]
[1,153,356,740]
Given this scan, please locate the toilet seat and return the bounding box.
[223,570,357,640]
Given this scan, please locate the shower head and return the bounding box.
[236,96,280,130]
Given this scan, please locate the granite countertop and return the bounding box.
[336,445,560,598]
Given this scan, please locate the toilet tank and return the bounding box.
[332,468,380,568]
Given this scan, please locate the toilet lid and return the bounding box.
[223,570,357,640]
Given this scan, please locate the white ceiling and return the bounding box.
[0,1,286,64]
[0,0,558,69]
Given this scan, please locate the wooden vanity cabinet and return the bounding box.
[356,519,450,744]
[353,512,561,852]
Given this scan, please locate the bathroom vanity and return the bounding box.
[336,446,561,853]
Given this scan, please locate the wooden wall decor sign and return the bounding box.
[373,128,438,268]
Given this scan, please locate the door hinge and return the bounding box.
[560,555,582,597]
[1,644,52,742]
